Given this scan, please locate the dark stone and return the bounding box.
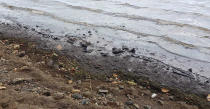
[98,89,109,94]
[81,99,90,105]
[129,48,136,53]
[125,100,133,105]
[80,42,90,48]
[9,78,30,85]
[101,52,108,57]
[188,68,193,72]
[18,51,26,57]
[43,92,51,96]
[72,93,83,99]
[112,48,124,54]
[53,37,60,40]
[31,28,35,31]
[122,45,129,51]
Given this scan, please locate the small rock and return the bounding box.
[119,85,124,89]
[68,80,73,84]
[106,94,113,100]
[138,86,144,89]
[125,100,133,105]
[43,92,51,96]
[18,51,26,57]
[169,96,174,100]
[81,99,90,105]
[157,100,164,105]
[133,103,139,109]
[100,52,108,57]
[80,42,90,48]
[207,94,210,101]
[129,48,136,53]
[102,100,108,106]
[72,93,83,99]
[161,88,169,93]
[151,93,157,98]
[98,89,109,94]
[9,78,30,85]
[143,105,152,109]
[76,80,82,84]
[188,68,193,72]
[53,92,64,100]
[20,66,31,72]
[13,44,20,49]
[56,44,63,50]
[72,89,81,93]
[122,45,129,51]
[0,86,6,90]
[112,48,124,54]
[127,81,137,86]
[82,91,92,98]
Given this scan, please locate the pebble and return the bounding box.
[18,51,26,57]
[20,66,31,71]
[13,44,20,49]
[76,80,82,84]
[122,45,129,51]
[43,92,51,96]
[143,105,152,109]
[188,68,193,72]
[112,48,124,54]
[207,94,210,101]
[133,103,139,109]
[0,86,6,90]
[129,48,136,53]
[100,52,108,57]
[169,96,174,100]
[106,94,113,100]
[157,100,164,105]
[119,85,124,90]
[81,99,90,105]
[56,45,63,50]
[82,91,92,98]
[98,89,109,94]
[72,89,81,93]
[125,100,133,105]
[151,93,157,98]
[53,92,64,100]
[72,93,83,99]
[9,78,30,85]
[68,80,73,84]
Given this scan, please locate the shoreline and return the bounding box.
[0,22,210,108]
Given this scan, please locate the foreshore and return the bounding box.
[0,22,210,109]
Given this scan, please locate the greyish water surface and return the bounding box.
[0,0,210,77]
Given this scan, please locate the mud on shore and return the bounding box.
[0,22,210,109]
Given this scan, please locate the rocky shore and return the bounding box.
[0,37,206,109]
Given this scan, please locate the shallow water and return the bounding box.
[0,0,210,77]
